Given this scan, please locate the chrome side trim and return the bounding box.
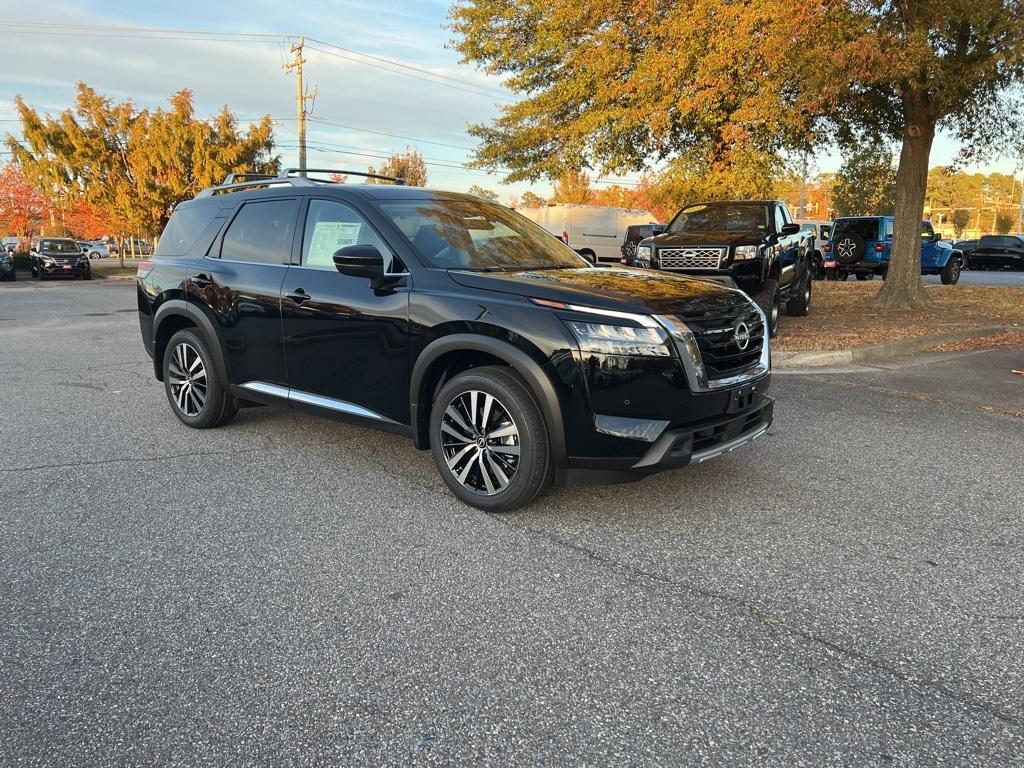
[240,381,290,399]
[288,389,383,420]
[691,423,769,464]
[240,381,384,421]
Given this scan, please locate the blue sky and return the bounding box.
[0,0,1017,201]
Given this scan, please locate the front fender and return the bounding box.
[409,333,568,465]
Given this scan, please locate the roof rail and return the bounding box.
[221,172,276,185]
[279,167,406,185]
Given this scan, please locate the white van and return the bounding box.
[518,204,657,264]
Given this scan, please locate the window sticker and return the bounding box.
[307,221,362,267]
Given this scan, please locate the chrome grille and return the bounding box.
[657,247,725,270]
[685,306,765,378]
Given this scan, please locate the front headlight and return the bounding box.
[635,245,652,263]
[733,245,759,260]
[565,320,670,357]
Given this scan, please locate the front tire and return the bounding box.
[430,366,552,512]
[753,278,781,338]
[940,258,961,285]
[162,329,238,429]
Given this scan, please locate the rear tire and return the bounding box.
[753,278,781,338]
[785,271,812,317]
[430,366,552,512]
[162,329,238,429]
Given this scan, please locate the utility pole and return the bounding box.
[284,37,316,173]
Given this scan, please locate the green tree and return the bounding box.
[452,0,1024,310]
[549,171,593,204]
[368,148,427,186]
[995,210,1014,234]
[951,209,971,237]
[466,184,501,202]
[6,83,277,264]
[518,190,547,208]
[831,143,897,217]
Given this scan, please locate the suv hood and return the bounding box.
[448,267,750,317]
[649,230,767,248]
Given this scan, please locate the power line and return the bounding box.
[307,116,476,151]
[0,21,513,101]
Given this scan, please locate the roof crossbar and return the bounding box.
[279,168,406,185]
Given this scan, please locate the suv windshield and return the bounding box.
[39,239,81,253]
[377,198,586,271]
[668,203,769,234]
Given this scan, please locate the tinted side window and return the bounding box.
[156,202,219,256]
[774,206,786,233]
[220,199,298,264]
[921,222,935,239]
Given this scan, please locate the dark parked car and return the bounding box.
[1,243,15,282]
[969,234,1024,270]
[619,223,664,265]
[138,169,774,511]
[633,200,814,338]
[823,217,961,284]
[30,237,91,280]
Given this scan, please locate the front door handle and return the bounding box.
[189,273,212,288]
[286,288,311,304]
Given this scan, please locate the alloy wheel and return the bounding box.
[439,389,520,496]
[167,342,208,417]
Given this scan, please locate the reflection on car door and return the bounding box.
[281,197,410,425]
[775,204,797,288]
[185,197,298,388]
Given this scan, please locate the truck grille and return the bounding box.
[657,247,725,270]
[685,305,765,379]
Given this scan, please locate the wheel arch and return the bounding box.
[152,299,228,384]
[410,334,567,465]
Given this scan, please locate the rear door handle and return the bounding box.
[188,273,212,288]
[286,288,311,304]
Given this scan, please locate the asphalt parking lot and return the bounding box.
[1,279,1023,766]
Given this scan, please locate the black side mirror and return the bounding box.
[652,224,667,236]
[780,223,801,236]
[333,244,385,283]
[933,232,942,242]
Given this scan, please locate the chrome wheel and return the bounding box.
[439,389,520,496]
[167,342,207,417]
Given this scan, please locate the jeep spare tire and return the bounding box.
[834,232,865,265]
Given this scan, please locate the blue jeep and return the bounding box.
[823,216,962,284]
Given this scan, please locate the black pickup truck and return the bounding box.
[634,200,814,337]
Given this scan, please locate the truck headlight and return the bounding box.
[635,245,652,263]
[733,245,758,260]
[565,320,670,357]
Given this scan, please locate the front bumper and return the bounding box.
[39,262,90,277]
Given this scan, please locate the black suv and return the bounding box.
[619,223,664,265]
[634,200,814,337]
[138,170,774,511]
[30,237,92,280]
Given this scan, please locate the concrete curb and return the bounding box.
[775,325,1012,368]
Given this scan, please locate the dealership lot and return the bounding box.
[1,279,1022,765]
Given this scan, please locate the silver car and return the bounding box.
[78,241,110,259]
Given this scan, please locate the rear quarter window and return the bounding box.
[156,203,220,256]
[833,219,881,240]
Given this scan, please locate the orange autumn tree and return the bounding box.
[0,163,50,238]
[453,0,1024,310]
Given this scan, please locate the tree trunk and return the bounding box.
[870,91,936,311]
[119,234,125,268]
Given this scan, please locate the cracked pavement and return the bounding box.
[1,279,1023,766]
